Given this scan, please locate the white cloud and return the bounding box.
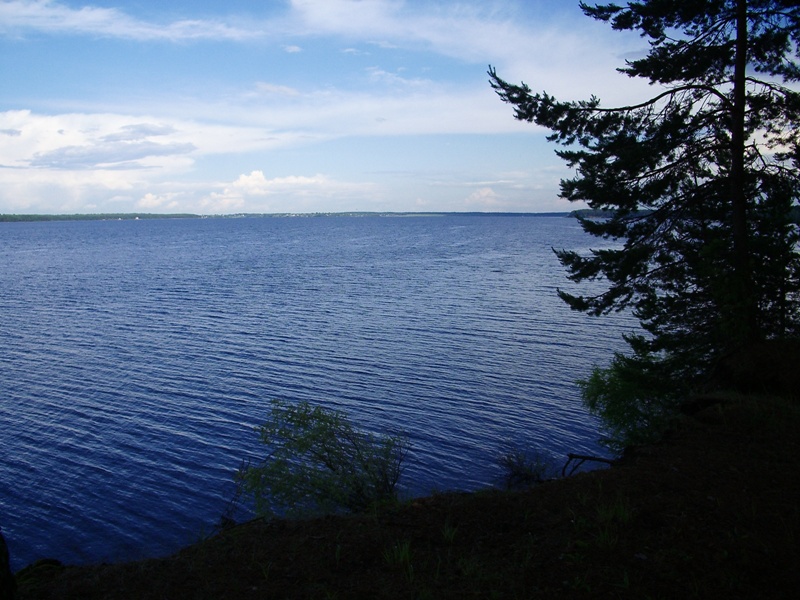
[366,67,428,88]
[30,139,196,170]
[231,170,275,195]
[137,191,181,210]
[1,1,647,103]
[464,186,501,208]
[1,1,650,107]
[0,111,198,170]
[232,85,533,138]
[250,82,302,98]
[284,0,650,104]
[290,0,402,37]
[102,123,177,142]
[0,1,660,214]
[203,170,379,214]
[0,111,288,213]
[0,99,560,214]
[0,164,143,213]
[0,0,261,41]
[0,110,308,171]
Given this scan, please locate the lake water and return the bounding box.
[0,214,633,570]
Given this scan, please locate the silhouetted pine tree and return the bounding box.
[490,0,800,449]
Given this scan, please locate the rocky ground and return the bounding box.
[12,392,800,599]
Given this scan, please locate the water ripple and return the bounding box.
[0,216,635,569]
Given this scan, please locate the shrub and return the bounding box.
[497,445,556,490]
[580,349,684,454]
[236,400,410,517]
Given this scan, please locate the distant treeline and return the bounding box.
[1,211,569,223]
[0,213,201,222]
[223,211,570,218]
[4,209,796,223]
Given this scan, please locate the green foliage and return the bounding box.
[491,0,800,449]
[383,539,415,583]
[579,351,685,453]
[236,400,410,517]
[496,445,556,489]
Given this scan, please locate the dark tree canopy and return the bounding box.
[490,0,800,447]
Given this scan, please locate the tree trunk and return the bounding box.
[729,0,758,347]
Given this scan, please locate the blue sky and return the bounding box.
[0,0,652,214]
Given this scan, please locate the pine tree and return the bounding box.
[490,0,800,448]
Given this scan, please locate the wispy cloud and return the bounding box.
[30,139,196,170]
[248,82,303,98]
[365,67,429,88]
[1,0,647,102]
[0,0,262,41]
[0,110,292,169]
[0,1,654,214]
[286,0,647,100]
[102,123,177,142]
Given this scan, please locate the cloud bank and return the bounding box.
[0,0,649,214]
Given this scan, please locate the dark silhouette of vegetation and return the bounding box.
[490,0,800,449]
[14,390,800,599]
[235,400,410,517]
[1,530,15,600]
[496,446,558,490]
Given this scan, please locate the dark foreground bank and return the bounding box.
[11,392,800,599]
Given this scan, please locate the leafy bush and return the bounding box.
[236,400,410,517]
[497,445,556,490]
[580,349,684,454]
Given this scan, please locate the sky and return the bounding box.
[0,0,655,215]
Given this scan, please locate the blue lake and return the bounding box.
[0,214,633,570]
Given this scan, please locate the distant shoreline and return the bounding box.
[0,211,570,223]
